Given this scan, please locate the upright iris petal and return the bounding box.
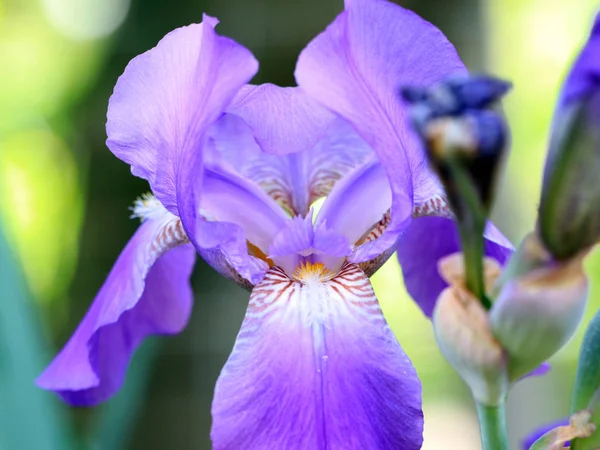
[295,0,513,317]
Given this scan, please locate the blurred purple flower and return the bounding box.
[538,12,600,259]
[558,12,600,108]
[37,0,513,448]
[522,418,570,449]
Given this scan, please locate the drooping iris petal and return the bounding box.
[295,0,466,260]
[36,215,195,405]
[210,111,372,216]
[211,263,423,449]
[396,217,513,317]
[106,15,258,222]
[521,418,570,449]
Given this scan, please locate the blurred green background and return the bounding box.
[0,0,598,448]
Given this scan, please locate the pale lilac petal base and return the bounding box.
[36,219,195,406]
[212,264,423,449]
[228,84,335,156]
[210,112,373,217]
[396,216,513,317]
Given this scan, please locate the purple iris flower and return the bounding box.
[37,0,512,447]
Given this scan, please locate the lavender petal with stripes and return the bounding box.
[37,0,513,448]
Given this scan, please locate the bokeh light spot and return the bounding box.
[42,0,130,41]
[0,128,83,304]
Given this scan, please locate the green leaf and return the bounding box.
[88,340,161,450]
[0,223,75,449]
[571,309,600,450]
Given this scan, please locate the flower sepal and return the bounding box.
[432,253,508,406]
[490,236,589,381]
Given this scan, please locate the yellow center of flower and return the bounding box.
[292,261,334,283]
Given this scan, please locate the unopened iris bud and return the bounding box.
[402,75,511,216]
[490,242,589,381]
[433,253,508,406]
[538,14,600,260]
[404,75,511,305]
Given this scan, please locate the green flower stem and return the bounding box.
[476,402,509,450]
[447,158,491,309]
[458,219,490,307]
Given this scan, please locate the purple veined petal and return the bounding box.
[522,418,570,449]
[211,263,423,449]
[36,215,195,405]
[295,0,466,261]
[210,111,373,216]
[315,159,395,255]
[396,216,513,318]
[268,212,352,274]
[107,15,258,217]
[195,166,289,286]
[201,167,289,253]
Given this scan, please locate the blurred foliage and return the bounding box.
[0,0,599,449]
[0,223,74,450]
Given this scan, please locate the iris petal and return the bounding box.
[106,15,258,223]
[36,215,195,405]
[211,263,423,449]
[296,0,466,260]
[195,167,289,285]
[316,159,392,250]
[211,111,372,216]
[228,84,335,156]
[396,217,513,318]
[268,212,352,274]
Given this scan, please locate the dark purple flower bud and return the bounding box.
[403,74,511,303]
[445,75,512,111]
[538,13,600,260]
[401,74,511,118]
[402,74,511,217]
